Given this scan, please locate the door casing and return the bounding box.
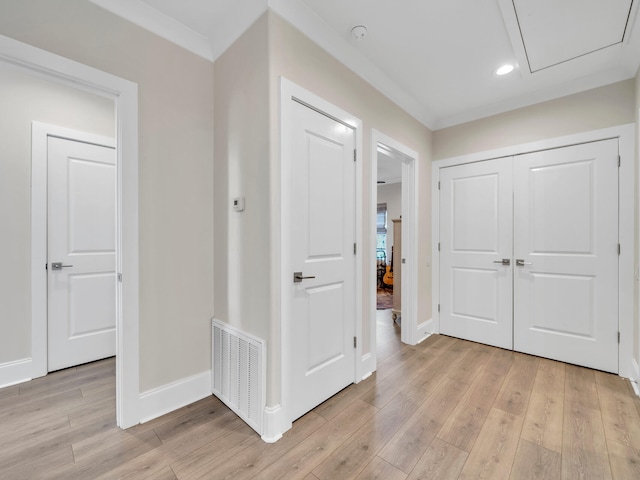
[432,124,635,379]
[0,34,141,428]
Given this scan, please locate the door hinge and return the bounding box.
[618,244,621,256]
[118,273,123,282]
[438,242,440,252]
[353,243,357,255]
[354,149,357,162]
[618,155,621,167]
[438,304,440,312]
[353,336,357,348]
[438,181,441,190]
[618,332,621,343]
[45,263,48,270]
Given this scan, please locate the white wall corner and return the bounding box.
[0,358,33,389]
[416,319,434,344]
[261,404,288,443]
[139,370,212,424]
[630,361,640,398]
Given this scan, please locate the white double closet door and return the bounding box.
[440,139,619,373]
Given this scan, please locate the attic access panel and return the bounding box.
[513,0,634,72]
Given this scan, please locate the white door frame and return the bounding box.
[0,34,140,428]
[370,131,420,363]
[279,77,363,438]
[432,124,635,379]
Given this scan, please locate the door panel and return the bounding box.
[48,136,116,371]
[289,100,356,421]
[440,158,513,349]
[513,139,619,373]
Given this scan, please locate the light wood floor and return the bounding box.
[2,310,640,479]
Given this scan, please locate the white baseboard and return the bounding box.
[361,352,375,380]
[632,358,640,383]
[0,358,33,389]
[417,319,434,344]
[139,370,212,424]
[262,404,288,443]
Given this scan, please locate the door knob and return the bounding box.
[293,272,316,283]
[516,259,532,266]
[51,262,74,270]
[493,259,511,265]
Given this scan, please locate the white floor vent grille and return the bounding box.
[211,319,265,435]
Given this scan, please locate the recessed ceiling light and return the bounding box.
[496,64,515,76]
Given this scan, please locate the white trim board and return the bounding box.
[279,77,363,438]
[139,371,212,424]
[0,358,33,389]
[0,34,140,428]
[31,123,115,380]
[432,123,635,379]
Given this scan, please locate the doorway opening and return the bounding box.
[370,130,419,363]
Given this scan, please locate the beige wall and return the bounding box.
[0,0,215,391]
[433,79,636,160]
[213,15,271,351]
[0,62,115,365]
[268,12,433,403]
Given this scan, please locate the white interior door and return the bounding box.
[289,99,356,421]
[513,139,619,373]
[48,136,116,371]
[439,158,513,349]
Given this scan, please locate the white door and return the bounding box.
[288,99,356,421]
[48,136,116,371]
[513,139,619,373]
[439,158,514,349]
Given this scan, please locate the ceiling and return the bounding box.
[90,0,640,130]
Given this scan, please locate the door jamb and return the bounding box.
[0,34,140,428]
[432,123,635,378]
[370,130,420,368]
[278,77,363,439]
[31,123,115,375]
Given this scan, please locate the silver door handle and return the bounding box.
[516,259,532,266]
[51,262,73,270]
[493,259,511,265]
[293,272,316,283]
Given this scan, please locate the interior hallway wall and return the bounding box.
[0,62,114,366]
[0,0,215,392]
[377,182,402,263]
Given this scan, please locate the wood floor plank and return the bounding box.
[0,446,75,480]
[596,375,640,450]
[494,353,539,416]
[205,411,327,480]
[521,358,565,453]
[354,456,407,480]
[313,374,377,421]
[607,440,640,480]
[254,399,379,480]
[312,390,422,480]
[446,343,493,385]
[561,402,612,480]
[406,437,468,480]
[564,364,600,410]
[379,377,469,473]
[458,408,524,480]
[510,439,561,480]
[437,366,505,452]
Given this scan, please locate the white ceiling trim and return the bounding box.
[268,0,436,129]
[90,0,214,61]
